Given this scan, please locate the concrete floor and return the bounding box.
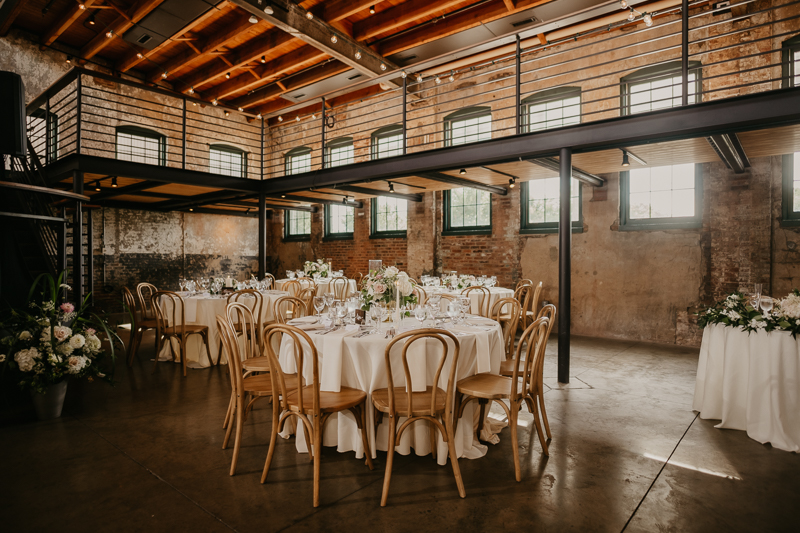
[2,332,799,532]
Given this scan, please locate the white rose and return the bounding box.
[384,266,399,278]
[14,347,40,372]
[53,326,72,342]
[66,355,88,374]
[85,335,102,353]
[18,331,32,341]
[56,343,74,356]
[69,334,86,349]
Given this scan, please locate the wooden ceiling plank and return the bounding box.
[230,0,398,83]
[0,0,25,37]
[353,0,464,42]
[502,0,516,11]
[315,0,379,23]
[80,0,167,61]
[116,0,230,73]
[379,0,550,57]
[176,29,295,93]
[40,0,101,48]
[262,83,385,122]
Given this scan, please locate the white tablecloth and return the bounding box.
[278,318,506,465]
[275,278,357,297]
[157,290,288,368]
[693,324,800,452]
[427,286,515,315]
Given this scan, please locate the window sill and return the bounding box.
[618,219,702,231]
[442,228,492,237]
[283,235,311,242]
[520,224,583,235]
[323,234,354,241]
[369,231,407,239]
[779,218,800,228]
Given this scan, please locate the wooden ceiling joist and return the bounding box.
[80,0,167,61]
[312,0,381,23]
[0,0,24,37]
[353,0,464,42]
[40,0,100,48]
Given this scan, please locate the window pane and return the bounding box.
[525,177,580,226]
[795,49,800,86]
[117,131,161,165]
[287,210,310,236]
[448,187,491,228]
[374,196,407,233]
[527,94,580,131]
[329,143,353,167]
[210,147,245,177]
[328,204,354,234]
[286,152,310,175]
[793,152,800,212]
[628,71,698,114]
[374,133,403,159]
[627,165,696,220]
[449,112,492,146]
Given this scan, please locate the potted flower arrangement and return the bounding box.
[697,289,800,337]
[360,266,417,311]
[304,259,330,278]
[0,273,122,420]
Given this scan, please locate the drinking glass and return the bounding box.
[179,278,186,291]
[335,301,348,326]
[414,304,427,324]
[369,304,383,333]
[346,297,358,324]
[447,302,461,325]
[199,278,209,292]
[324,292,334,310]
[759,296,773,317]
[313,296,325,317]
[458,296,471,316]
[287,270,295,280]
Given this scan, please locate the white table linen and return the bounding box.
[693,323,800,452]
[157,290,288,368]
[427,286,515,314]
[277,317,506,465]
[275,278,357,297]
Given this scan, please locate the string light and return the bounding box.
[401,71,407,78]
[257,113,262,119]
[106,29,114,38]
[355,50,361,60]
[212,99,218,106]
[380,63,386,71]
[306,11,313,19]
[643,12,653,26]
[416,74,423,83]
[192,102,196,106]
[312,113,316,119]
[278,116,283,122]
[331,34,338,44]
[161,71,168,79]
[66,56,72,64]
[238,107,244,112]
[435,76,441,85]
[136,52,143,59]
[79,3,86,10]
[225,111,230,116]
[449,71,455,82]
[296,116,300,122]
[620,0,628,8]
[188,86,194,94]
[628,9,635,21]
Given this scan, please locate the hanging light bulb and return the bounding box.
[628,9,636,21]
[66,56,72,64]
[331,34,338,44]
[643,12,653,26]
[161,71,168,79]
[296,116,300,122]
[212,99,218,106]
[225,111,230,116]
[312,113,316,119]
[435,76,441,85]
[355,50,362,60]
[136,52,143,59]
[370,5,375,14]
[257,113,262,119]
[306,11,313,20]
[449,71,455,82]
[79,3,86,9]
[416,74,423,83]
[249,15,258,23]
[225,72,231,79]
[188,86,194,94]
[106,29,114,38]
[278,116,283,122]
[380,63,387,71]
[111,177,118,188]
[238,107,244,112]
[192,102,197,106]
[620,0,628,8]
[261,55,266,63]
[401,71,407,79]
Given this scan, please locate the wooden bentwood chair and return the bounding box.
[260,323,374,507]
[273,296,309,324]
[462,286,492,317]
[372,329,466,506]
[122,286,158,366]
[455,317,550,481]
[152,290,214,377]
[216,289,264,356]
[490,297,521,360]
[330,276,350,300]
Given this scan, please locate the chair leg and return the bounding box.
[353,404,374,470]
[477,399,487,438]
[261,397,281,484]
[380,416,397,507]
[445,419,466,499]
[538,388,552,439]
[152,334,164,374]
[223,392,234,430]
[529,393,549,456]
[510,402,521,482]
[222,401,235,450]
[127,328,141,366]
[230,396,244,476]
[201,331,214,366]
[312,414,322,508]
[180,337,188,377]
[429,419,438,462]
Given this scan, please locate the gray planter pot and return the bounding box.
[30,380,68,421]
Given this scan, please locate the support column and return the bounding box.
[258,191,266,276]
[72,171,83,304]
[558,148,571,384]
[681,0,689,106]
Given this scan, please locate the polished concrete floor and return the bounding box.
[2,331,799,532]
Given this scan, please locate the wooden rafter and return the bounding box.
[312,0,382,23]
[80,0,167,61]
[40,0,100,48]
[0,0,25,37]
[379,0,551,57]
[263,83,387,123]
[502,0,516,11]
[235,59,350,110]
[353,0,464,42]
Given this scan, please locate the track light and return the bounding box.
[261,55,266,63]
[388,182,395,193]
[306,11,313,20]
[225,72,230,79]
[643,12,653,26]
[212,99,218,106]
[380,63,387,71]
[106,30,114,38]
[111,177,118,188]
[620,0,628,8]
[161,71,168,79]
[622,151,630,167]
[331,34,338,44]
[136,52,143,59]
[342,196,348,204]
[188,86,194,94]
[66,56,72,64]
[278,116,283,122]
[459,169,466,175]
[87,13,96,25]
[370,5,375,14]
[263,5,273,15]
[401,71,407,78]
[449,71,455,82]
[249,15,258,24]
[355,50,362,60]
[628,9,635,21]
[509,178,516,188]
[94,181,101,192]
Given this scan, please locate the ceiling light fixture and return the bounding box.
[509,177,516,188]
[225,72,230,79]
[87,13,96,25]
[161,71,168,79]
[643,12,653,26]
[620,0,628,8]
[370,5,375,14]
[355,50,362,60]
[263,5,273,15]
[380,63,387,71]
[401,71,407,78]
[281,194,286,198]
[106,29,114,38]
[621,151,630,167]
[342,196,348,204]
[136,52,143,59]
[306,11,313,20]
[212,99,218,106]
[416,74,423,83]
[388,182,395,193]
[278,115,283,122]
[66,56,72,64]
[111,177,118,188]
[249,15,258,23]
[189,208,193,212]
[435,76,441,85]
[459,168,466,175]
[188,86,194,94]
[261,55,266,63]
[94,181,101,191]
[620,148,647,166]
[628,9,636,21]
[331,34,338,44]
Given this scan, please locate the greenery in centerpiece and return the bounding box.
[360,266,418,310]
[443,274,478,290]
[0,272,122,394]
[304,259,330,278]
[697,289,800,337]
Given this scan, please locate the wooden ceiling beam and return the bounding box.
[208,44,329,102]
[40,0,101,48]
[232,57,349,109]
[353,0,464,42]
[262,83,386,123]
[116,0,230,73]
[174,29,295,93]
[230,0,398,83]
[80,0,167,61]
[379,0,550,57]
[502,0,516,11]
[0,0,25,37]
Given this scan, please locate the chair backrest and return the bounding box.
[262,323,319,415]
[529,281,543,320]
[122,287,139,326]
[136,282,158,320]
[226,289,264,331]
[513,284,533,326]
[355,272,364,286]
[462,286,491,317]
[274,296,309,324]
[152,290,186,337]
[216,314,244,398]
[297,286,317,312]
[282,279,302,297]
[438,293,457,312]
[512,317,549,402]
[330,277,349,300]
[298,278,316,291]
[515,279,533,291]
[384,329,460,419]
[490,297,521,359]
[263,273,276,290]
[411,285,427,305]
[225,301,260,363]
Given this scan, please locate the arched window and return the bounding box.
[209,144,247,178]
[521,87,581,132]
[443,106,492,146]
[285,146,311,175]
[115,125,165,166]
[370,125,403,159]
[326,137,353,167]
[621,60,701,115]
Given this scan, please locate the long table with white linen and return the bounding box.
[278,317,506,464]
[693,323,800,452]
[157,290,287,368]
[427,286,515,315]
[275,278,357,297]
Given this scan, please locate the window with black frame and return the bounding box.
[285,146,311,175]
[620,163,702,230]
[285,210,311,241]
[326,137,354,167]
[27,109,58,163]
[325,204,355,239]
[371,125,403,159]
[781,35,800,227]
[209,144,247,178]
[371,196,407,238]
[621,61,701,115]
[116,126,165,166]
[444,106,492,145]
[520,177,582,234]
[521,87,581,132]
[781,34,800,88]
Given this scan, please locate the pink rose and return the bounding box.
[85,328,96,336]
[60,302,75,314]
[374,283,386,294]
[53,326,72,342]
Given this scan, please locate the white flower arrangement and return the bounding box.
[361,266,418,310]
[443,274,478,290]
[304,259,330,278]
[698,289,800,337]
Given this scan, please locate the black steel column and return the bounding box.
[72,171,83,304]
[515,34,521,135]
[57,207,66,274]
[402,76,408,154]
[558,147,572,384]
[260,118,265,178]
[681,0,689,106]
[258,191,266,275]
[181,98,187,169]
[76,74,82,154]
[86,208,93,307]
[45,94,51,165]
[321,98,326,168]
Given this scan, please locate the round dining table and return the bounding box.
[157,290,288,368]
[425,286,515,315]
[277,316,507,464]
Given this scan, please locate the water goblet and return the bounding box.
[287,270,295,280]
[369,303,383,333]
[324,292,334,311]
[346,297,358,324]
[414,304,427,325]
[179,278,186,292]
[313,296,325,317]
[199,278,209,292]
[447,302,461,325]
[759,296,773,317]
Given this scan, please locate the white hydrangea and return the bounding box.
[384,266,399,278]
[14,347,41,372]
[397,272,414,297]
[18,331,32,341]
[85,335,102,353]
[723,310,741,321]
[69,334,86,350]
[66,355,88,374]
[56,343,74,356]
[777,294,800,319]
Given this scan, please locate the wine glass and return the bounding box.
[458,296,471,316]
[759,296,773,317]
[262,276,272,290]
[179,278,186,292]
[414,304,427,325]
[313,296,325,317]
[335,301,348,326]
[447,302,461,325]
[287,270,295,280]
[346,297,358,324]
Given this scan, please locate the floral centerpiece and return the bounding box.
[361,266,417,310]
[443,274,477,290]
[697,289,800,337]
[304,259,330,278]
[0,273,121,419]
